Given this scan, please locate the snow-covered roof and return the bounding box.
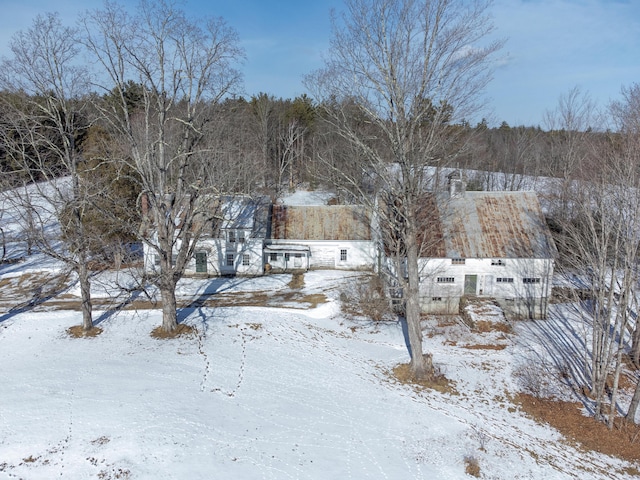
[215,196,270,238]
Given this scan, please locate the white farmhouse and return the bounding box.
[143,196,269,276]
[264,205,379,272]
[417,189,557,319]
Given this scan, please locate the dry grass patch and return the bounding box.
[288,271,305,289]
[295,293,326,308]
[0,279,329,313]
[150,323,194,339]
[184,291,327,309]
[67,326,103,338]
[516,393,640,463]
[607,371,638,392]
[433,315,458,327]
[392,362,457,395]
[474,319,512,334]
[464,456,481,477]
[463,343,507,351]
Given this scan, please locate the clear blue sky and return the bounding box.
[1,0,639,128]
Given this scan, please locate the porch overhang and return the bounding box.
[264,244,310,254]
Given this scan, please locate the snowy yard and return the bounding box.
[0,268,638,479]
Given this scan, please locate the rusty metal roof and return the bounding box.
[423,191,556,259]
[271,205,372,241]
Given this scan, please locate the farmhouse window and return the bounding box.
[340,249,347,261]
[238,231,245,243]
[285,253,290,261]
[242,254,250,266]
[437,277,455,283]
[154,255,160,266]
[432,297,442,301]
[269,252,278,262]
[522,277,541,284]
[491,259,506,266]
[228,230,235,243]
[496,277,514,283]
[226,253,234,266]
[451,258,465,265]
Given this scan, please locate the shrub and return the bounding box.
[341,274,391,321]
[513,362,548,397]
[464,456,481,477]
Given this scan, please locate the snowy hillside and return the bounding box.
[0,268,637,479]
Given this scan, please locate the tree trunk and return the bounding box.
[405,224,432,381]
[607,356,623,429]
[78,261,93,331]
[114,249,122,271]
[632,317,640,366]
[160,283,178,332]
[0,227,5,262]
[626,379,640,423]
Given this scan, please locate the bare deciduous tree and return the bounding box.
[306,0,502,380]
[552,85,640,427]
[0,13,96,331]
[250,93,277,190]
[609,83,640,424]
[544,87,597,222]
[82,0,244,333]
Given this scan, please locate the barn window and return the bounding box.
[340,249,347,261]
[269,252,278,262]
[431,297,442,301]
[437,277,455,283]
[491,259,506,266]
[451,258,465,265]
[522,277,541,284]
[285,253,290,261]
[242,254,250,266]
[496,277,514,283]
[226,253,234,266]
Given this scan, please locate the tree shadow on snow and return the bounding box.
[517,303,597,412]
[0,270,74,324]
[94,289,145,326]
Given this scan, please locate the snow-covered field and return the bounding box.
[0,184,636,479]
[0,267,636,480]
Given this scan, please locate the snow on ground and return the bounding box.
[0,269,636,479]
[278,189,335,206]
